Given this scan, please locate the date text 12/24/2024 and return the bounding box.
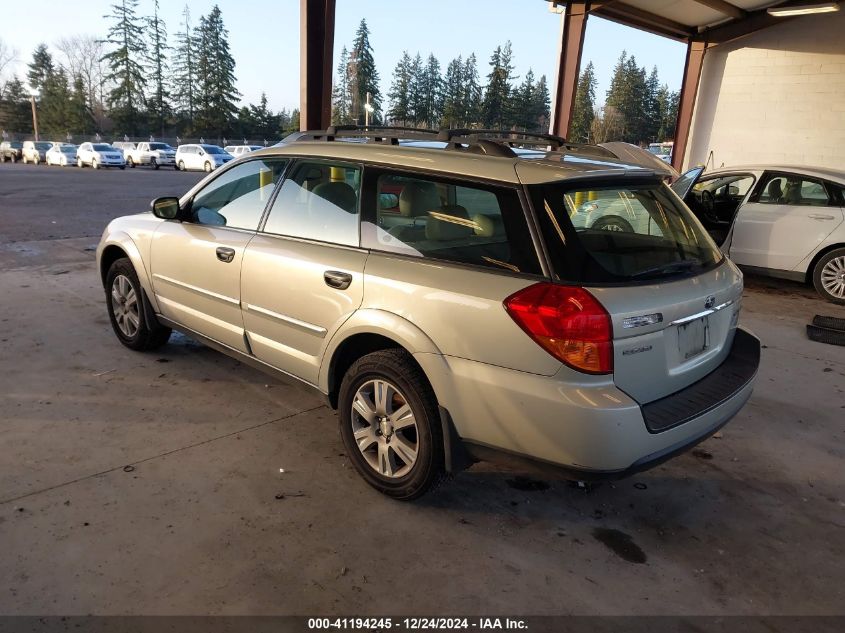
[307,617,528,630]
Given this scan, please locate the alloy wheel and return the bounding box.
[350,379,419,478]
[111,274,140,338]
[820,256,845,299]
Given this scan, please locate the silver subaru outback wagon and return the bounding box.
[96,128,760,499]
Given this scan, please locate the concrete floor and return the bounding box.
[1,165,844,616]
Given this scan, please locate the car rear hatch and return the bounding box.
[524,171,744,406]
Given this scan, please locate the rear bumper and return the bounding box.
[423,326,760,477]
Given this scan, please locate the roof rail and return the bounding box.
[292,125,617,159]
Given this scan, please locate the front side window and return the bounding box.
[757,174,830,207]
[189,158,288,230]
[532,180,722,283]
[362,171,541,275]
[263,161,361,246]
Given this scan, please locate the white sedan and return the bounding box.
[45,143,78,167]
[673,165,845,304]
[76,142,126,169]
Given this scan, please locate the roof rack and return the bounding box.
[293,125,617,159]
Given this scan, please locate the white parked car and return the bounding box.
[21,140,52,164]
[111,141,137,160]
[45,143,78,167]
[673,165,845,304]
[224,145,264,158]
[77,143,126,169]
[127,142,177,169]
[176,144,234,172]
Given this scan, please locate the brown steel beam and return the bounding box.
[691,0,746,20]
[671,40,706,171]
[300,0,336,131]
[551,1,590,138]
[592,4,695,40]
[701,9,794,45]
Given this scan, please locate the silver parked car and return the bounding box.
[96,128,760,499]
[672,165,845,304]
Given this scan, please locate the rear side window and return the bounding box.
[531,181,722,283]
[362,170,541,275]
[757,173,831,207]
[263,161,361,246]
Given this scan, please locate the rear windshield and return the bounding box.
[530,180,722,283]
[203,145,226,154]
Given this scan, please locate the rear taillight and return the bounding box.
[504,283,613,374]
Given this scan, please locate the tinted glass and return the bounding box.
[758,174,830,206]
[263,161,361,246]
[532,181,722,283]
[35,142,52,150]
[190,158,288,230]
[203,145,226,155]
[362,172,541,275]
[149,143,170,150]
[92,144,112,151]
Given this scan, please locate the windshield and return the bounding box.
[530,180,722,283]
[92,144,113,151]
[149,143,172,150]
[203,145,225,154]
[60,144,76,151]
[35,142,52,150]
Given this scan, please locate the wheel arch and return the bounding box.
[804,242,845,284]
[97,235,158,311]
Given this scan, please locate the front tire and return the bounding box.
[151,157,159,170]
[813,248,845,305]
[178,160,185,171]
[204,161,212,173]
[92,159,99,170]
[105,258,172,351]
[338,349,445,500]
[127,156,135,168]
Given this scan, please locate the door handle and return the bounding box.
[324,270,352,290]
[216,246,236,263]
[808,214,835,220]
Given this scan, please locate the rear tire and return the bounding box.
[813,248,845,305]
[178,160,185,171]
[338,349,446,500]
[105,258,172,351]
[592,215,634,232]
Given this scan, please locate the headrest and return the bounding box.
[311,181,357,214]
[399,181,440,218]
[426,205,473,241]
[784,181,802,205]
[767,180,783,200]
[471,213,504,238]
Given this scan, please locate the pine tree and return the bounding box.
[68,73,95,135]
[387,51,412,125]
[349,19,381,124]
[331,45,352,125]
[171,5,196,129]
[512,68,535,130]
[0,77,31,133]
[27,44,55,93]
[419,53,442,129]
[194,5,239,137]
[462,54,481,127]
[440,55,464,128]
[533,75,551,132]
[407,53,424,125]
[146,0,170,137]
[481,42,514,129]
[39,68,72,137]
[248,93,274,138]
[101,0,147,135]
[644,66,660,143]
[570,61,596,142]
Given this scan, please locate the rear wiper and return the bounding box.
[631,259,702,278]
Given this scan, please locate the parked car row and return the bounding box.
[0,140,253,172]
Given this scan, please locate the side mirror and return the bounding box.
[151,196,180,220]
[198,150,205,156]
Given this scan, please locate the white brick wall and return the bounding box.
[684,12,845,170]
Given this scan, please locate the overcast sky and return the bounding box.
[1,0,686,111]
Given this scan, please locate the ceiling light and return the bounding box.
[767,1,840,16]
